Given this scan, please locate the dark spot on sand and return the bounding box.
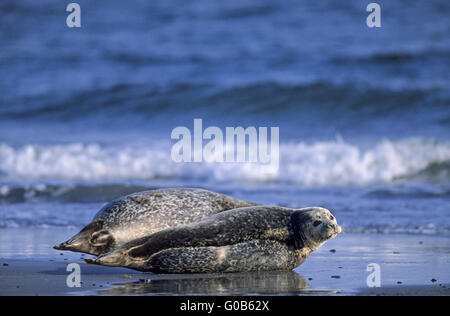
[3,263,8,266]
[308,278,313,281]
[338,267,343,269]
[60,253,64,256]
[418,241,423,245]
[393,252,400,254]
[397,281,402,284]
[92,284,96,286]
[431,279,437,283]
[16,286,20,288]
[331,275,340,279]
[329,249,336,253]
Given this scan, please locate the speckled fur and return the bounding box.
[147,240,310,273]
[54,188,258,255]
[89,206,341,273]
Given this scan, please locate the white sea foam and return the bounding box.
[0,138,449,186]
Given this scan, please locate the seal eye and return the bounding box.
[330,216,334,221]
[313,220,322,227]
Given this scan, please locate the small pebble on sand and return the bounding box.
[331,275,341,279]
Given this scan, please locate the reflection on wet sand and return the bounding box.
[96,271,324,295]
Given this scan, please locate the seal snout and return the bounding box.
[324,223,342,238]
[326,223,340,232]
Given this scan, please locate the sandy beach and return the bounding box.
[0,227,448,296]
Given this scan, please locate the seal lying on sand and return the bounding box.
[86,206,341,273]
[54,188,257,256]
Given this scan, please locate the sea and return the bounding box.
[0,0,449,236]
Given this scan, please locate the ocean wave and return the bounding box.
[1,81,448,122]
[0,138,449,186]
[363,186,450,199]
[333,49,450,65]
[0,183,153,204]
[342,224,450,236]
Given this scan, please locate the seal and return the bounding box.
[86,206,341,273]
[54,188,257,256]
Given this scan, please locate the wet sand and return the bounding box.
[0,228,449,296]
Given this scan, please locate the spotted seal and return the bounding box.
[54,188,257,256]
[86,206,341,273]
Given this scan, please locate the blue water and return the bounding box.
[0,0,449,234]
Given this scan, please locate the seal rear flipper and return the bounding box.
[85,247,131,267]
[53,231,91,253]
[84,257,99,265]
[53,220,115,256]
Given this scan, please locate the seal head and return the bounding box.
[291,207,341,251]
